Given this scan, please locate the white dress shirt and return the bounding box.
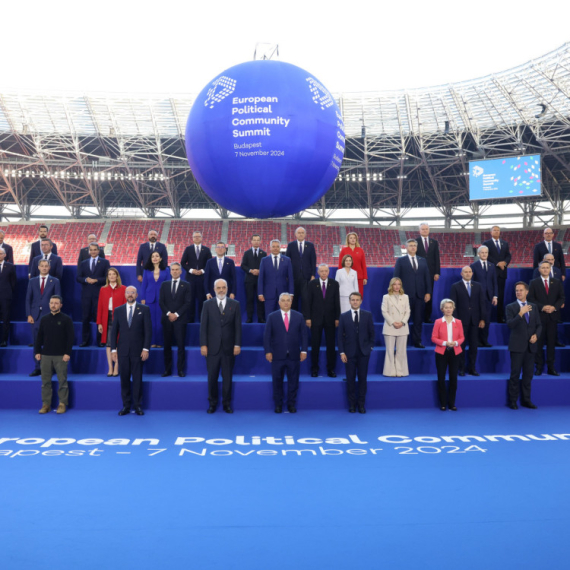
[440,317,458,347]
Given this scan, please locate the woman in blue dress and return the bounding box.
[140,250,170,347]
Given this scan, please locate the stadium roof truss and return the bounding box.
[1,43,570,225]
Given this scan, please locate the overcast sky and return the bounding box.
[4,0,569,95]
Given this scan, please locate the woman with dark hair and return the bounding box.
[338,232,368,296]
[335,254,359,313]
[141,250,170,347]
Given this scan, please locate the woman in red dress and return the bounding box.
[338,231,368,296]
[96,267,127,377]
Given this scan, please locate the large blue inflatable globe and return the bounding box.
[185,60,345,219]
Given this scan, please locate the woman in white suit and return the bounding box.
[382,277,410,377]
[335,254,359,313]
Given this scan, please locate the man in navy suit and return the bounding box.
[533,227,566,279]
[181,231,212,322]
[0,247,17,346]
[111,286,152,416]
[338,291,375,413]
[136,229,168,283]
[285,227,317,312]
[0,230,14,264]
[25,260,61,376]
[263,293,308,413]
[200,279,242,413]
[29,224,58,273]
[471,245,498,347]
[450,266,486,376]
[506,282,542,409]
[77,243,110,346]
[77,232,105,268]
[258,240,294,314]
[30,239,63,281]
[532,253,562,281]
[483,226,511,322]
[393,239,431,348]
[240,234,267,323]
[204,242,237,299]
[416,223,441,323]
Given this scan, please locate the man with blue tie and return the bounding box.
[258,240,294,314]
[30,239,63,281]
[393,239,431,348]
[135,229,168,283]
[26,260,61,376]
[483,226,511,322]
[204,242,237,300]
[0,247,17,347]
[28,224,58,275]
[181,231,212,323]
[111,286,152,416]
[285,227,317,312]
[471,245,498,347]
[77,243,110,347]
[338,292,375,413]
[532,254,562,280]
[264,293,308,413]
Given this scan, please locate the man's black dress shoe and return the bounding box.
[207,405,216,414]
[449,406,458,411]
[29,369,41,377]
[547,368,560,376]
[522,401,538,409]
[274,406,282,414]
[349,406,356,413]
[134,407,144,416]
[223,405,234,414]
[79,342,89,347]
[98,343,106,347]
[468,370,480,376]
[555,341,566,347]
[178,371,186,378]
[481,343,492,348]
[311,371,319,377]
[259,319,266,324]
[458,371,465,377]
[28,343,34,347]
[358,406,366,414]
[440,406,447,411]
[287,405,297,413]
[509,402,518,410]
[246,319,253,323]
[424,319,433,324]
[535,368,543,376]
[0,341,7,347]
[499,318,506,323]
[327,370,337,378]
[118,407,130,416]
[161,371,171,377]
[414,343,425,349]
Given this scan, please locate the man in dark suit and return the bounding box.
[30,239,63,280]
[528,261,565,376]
[111,286,152,416]
[0,230,14,264]
[304,264,340,378]
[136,229,168,283]
[258,239,294,313]
[471,245,498,347]
[159,262,192,377]
[25,260,61,376]
[200,278,242,413]
[285,226,317,312]
[533,227,566,279]
[77,243,110,347]
[29,224,58,273]
[483,226,511,322]
[181,230,212,323]
[506,281,542,409]
[416,223,440,323]
[77,233,105,268]
[263,292,308,413]
[393,239,432,348]
[0,247,17,346]
[204,242,237,300]
[240,234,267,323]
[532,253,562,280]
[450,266,486,376]
[338,292,375,414]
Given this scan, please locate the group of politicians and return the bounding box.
[0,223,566,416]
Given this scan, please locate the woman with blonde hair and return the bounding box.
[381,277,410,377]
[96,267,127,376]
[338,231,368,296]
[335,254,359,313]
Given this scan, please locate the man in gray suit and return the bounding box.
[200,279,242,414]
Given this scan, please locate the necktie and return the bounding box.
[219,301,224,314]
[274,256,278,270]
[412,257,417,271]
[545,279,549,294]
[548,242,552,254]
[424,238,428,252]
[151,243,154,252]
[467,281,471,297]
[40,277,45,295]
[128,305,133,327]
[495,240,500,252]
[522,302,529,324]
[354,311,359,332]
[299,242,303,256]
[195,245,199,258]
[284,312,289,331]
[0,263,2,274]
[172,280,177,296]
[44,254,48,260]
[91,258,95,272]
[484,262,487,272]
[218,258,223,273]
[322,281,326,298]
[254,249,258,259]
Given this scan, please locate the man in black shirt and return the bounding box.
[34,295,74,414]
